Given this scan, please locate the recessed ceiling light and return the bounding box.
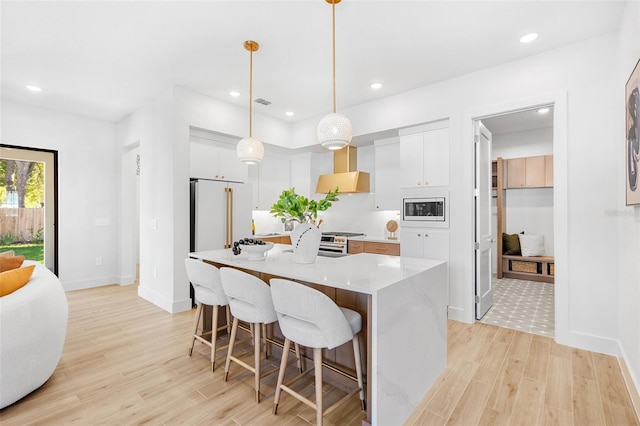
[26,84,42,92]
[537,107,550,114]
[229,91,240,97]
[370,82,383,90]
[519,33,538,43]
[285,111,294,117]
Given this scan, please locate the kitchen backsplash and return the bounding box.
[252,193,400,238]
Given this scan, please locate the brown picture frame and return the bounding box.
[626,58,640,205]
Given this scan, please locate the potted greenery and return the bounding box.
[270,187,339,263]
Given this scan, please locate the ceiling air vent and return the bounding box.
[254,98,271,106]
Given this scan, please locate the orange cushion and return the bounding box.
[0,255,25,272]
[0,265,36,297]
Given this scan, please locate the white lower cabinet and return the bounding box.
[400,228,449,261]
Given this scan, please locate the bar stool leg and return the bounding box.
[352,335,366,410]
[224,317,239,382]
[189,302,203,356]
[314,347,323,426]
[254,322,261,403]
[261,323,269,359]
[294,342,303,373]
[273,338,291,415]
[225,305,231,334]
[210,305,219,372]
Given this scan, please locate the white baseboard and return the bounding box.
[62,276,119,292]
[563,329,620,357]
[137,285,192,314]
[137,285,173,313]
[118,274,136,285]
[447,305,472,323]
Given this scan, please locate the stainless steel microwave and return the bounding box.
[403,197,446,221]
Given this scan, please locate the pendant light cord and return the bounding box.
[249,47,253,137]
[331,0,337,114]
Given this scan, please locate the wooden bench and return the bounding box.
[502,255,554,283]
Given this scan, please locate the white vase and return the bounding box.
[290,222,321,264]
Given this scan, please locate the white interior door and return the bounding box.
[475,121,493,319]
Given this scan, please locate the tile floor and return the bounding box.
[479,276,555,337]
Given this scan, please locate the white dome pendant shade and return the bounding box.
[317,112,352,150]
[237,40,265,164]
[318,0,352,151]
[237,136,264,164]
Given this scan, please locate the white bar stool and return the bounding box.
[270,278,365,426]
[220,267,301,403]
[184,258,231,372]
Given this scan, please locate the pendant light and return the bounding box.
[317,0,352,150]
[237,40,265,164]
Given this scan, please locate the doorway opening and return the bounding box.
[0,145,58,274]
[474,106,555,337]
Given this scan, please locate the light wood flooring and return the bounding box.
[1,283,638,425]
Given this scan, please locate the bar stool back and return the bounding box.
[184,258,230,372]
[269,278,365,426]
[220,267,278,403]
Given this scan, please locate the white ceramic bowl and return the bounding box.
[240,242,274,261]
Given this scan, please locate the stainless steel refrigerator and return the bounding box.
[189,179,252,252]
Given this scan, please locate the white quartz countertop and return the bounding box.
[190,244,443,295]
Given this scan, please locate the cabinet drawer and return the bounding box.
[348,240,364,254]
[363,241,400,256]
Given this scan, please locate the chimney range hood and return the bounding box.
[315,146,370,194]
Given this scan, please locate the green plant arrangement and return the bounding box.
[270,187,339,224]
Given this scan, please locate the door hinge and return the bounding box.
[474,241,480,250]
[474,188,479,197]
[474,134,480,144]
[475,295,480,303]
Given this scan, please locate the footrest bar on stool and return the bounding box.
[265,336,360,383]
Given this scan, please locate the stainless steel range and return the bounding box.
[319,232,366,255]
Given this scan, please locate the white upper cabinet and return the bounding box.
[374,140,401,210]
[400,125,450,188]
[249,155,291,210]
[190,141,247,183]
[290,152,333,199]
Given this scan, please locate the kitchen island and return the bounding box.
[190,244,447,426]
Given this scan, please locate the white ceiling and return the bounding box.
[481,106,554,135]
[0,1,626,127]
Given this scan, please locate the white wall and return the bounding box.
[1,101,120,290]
[617,0,640,407]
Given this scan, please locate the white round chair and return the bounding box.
[269,278,365,426]
[184,258,230,372]
[220,267,300,403]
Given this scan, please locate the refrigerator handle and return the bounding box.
[225,187,233,248]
